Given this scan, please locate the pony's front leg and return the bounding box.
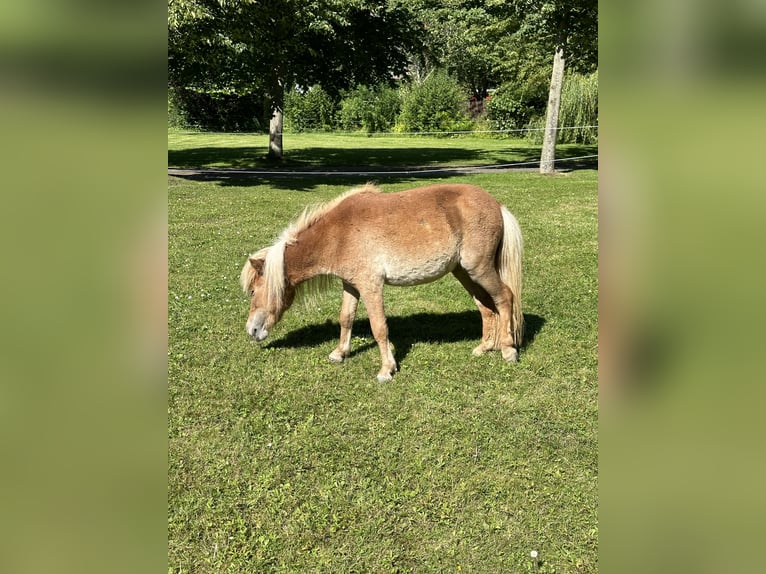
[329,282,359,364]
[360,287,397,382]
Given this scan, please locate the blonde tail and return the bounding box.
[497,205,524,347]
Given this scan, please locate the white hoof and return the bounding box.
[328,350,345,363]
[472,344,488,357]
[376,372,393,383]
[502,347,519,362]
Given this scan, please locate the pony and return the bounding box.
[240,183,523,382]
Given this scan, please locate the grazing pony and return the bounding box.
[240,183,523,382]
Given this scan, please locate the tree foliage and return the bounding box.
[168,0,597,135]
[410,1,506,98]
[500,0,597,64]
[169,0,422,112]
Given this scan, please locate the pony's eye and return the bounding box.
[248,290,255,297]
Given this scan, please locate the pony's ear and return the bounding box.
[249,257,265,276]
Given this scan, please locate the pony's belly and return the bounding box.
[381,254,457,286]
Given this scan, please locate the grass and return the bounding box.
[168,130,597,170]
[168,134,598,573]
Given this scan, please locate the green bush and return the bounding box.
[486,78,548,134]
[169,87,264,132]
[284,85,337,132]
[397,70,471,133]
[338,86,369,131]
[338,84,402,133]
[168,86,188,129]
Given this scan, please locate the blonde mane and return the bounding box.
[239,246,268,293]
[241,184,381,308]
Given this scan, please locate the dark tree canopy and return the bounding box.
[169,0,423,110]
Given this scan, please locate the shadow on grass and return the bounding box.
[168,145,492,169]
[265,311,545,367]
[168,144,597,191]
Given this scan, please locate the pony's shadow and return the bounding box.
[266,311,545,366]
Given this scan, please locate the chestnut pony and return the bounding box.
[241,183,523,382]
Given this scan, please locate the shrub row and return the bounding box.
[170,70,597,142]
[169,87,265,132]
[286,70,472,134]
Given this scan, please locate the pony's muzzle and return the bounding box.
[246,311,269,342]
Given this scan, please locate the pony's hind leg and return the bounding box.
[485,279,517,362]
[459,266,518,362]
[329,282,359,363]
[453,268,499,356]
[495,284,519,362]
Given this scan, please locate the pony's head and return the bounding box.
[240,246,295,342]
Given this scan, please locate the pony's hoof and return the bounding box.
[501,347,519,362]
[328,350,345,363]
[472,344,488,357]
[376,372,393,383]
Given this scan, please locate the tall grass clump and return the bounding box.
[396,70,473,133]
[559,70,598,144]
[526,71,598,144]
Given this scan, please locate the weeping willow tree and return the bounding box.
[557,70,598,144]
[527,70,598,145]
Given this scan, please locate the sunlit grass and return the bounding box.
[168,167,598,573]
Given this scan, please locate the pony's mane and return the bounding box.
[282,183,380,245]
[241,184,380,308]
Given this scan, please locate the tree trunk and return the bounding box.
[540,44,566,174]
[268,108,283,160]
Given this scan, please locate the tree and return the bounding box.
[540,40,566,173]
[168,0,421,158]
[401,0,523,99]
[416,3,497,98]
[504,1,596,173]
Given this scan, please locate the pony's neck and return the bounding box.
[282,227,331,287]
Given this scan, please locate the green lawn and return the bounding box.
[168,136,598,573]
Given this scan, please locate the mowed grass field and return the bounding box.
[168,136,598,573]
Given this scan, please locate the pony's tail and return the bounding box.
[497,205,524,348]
